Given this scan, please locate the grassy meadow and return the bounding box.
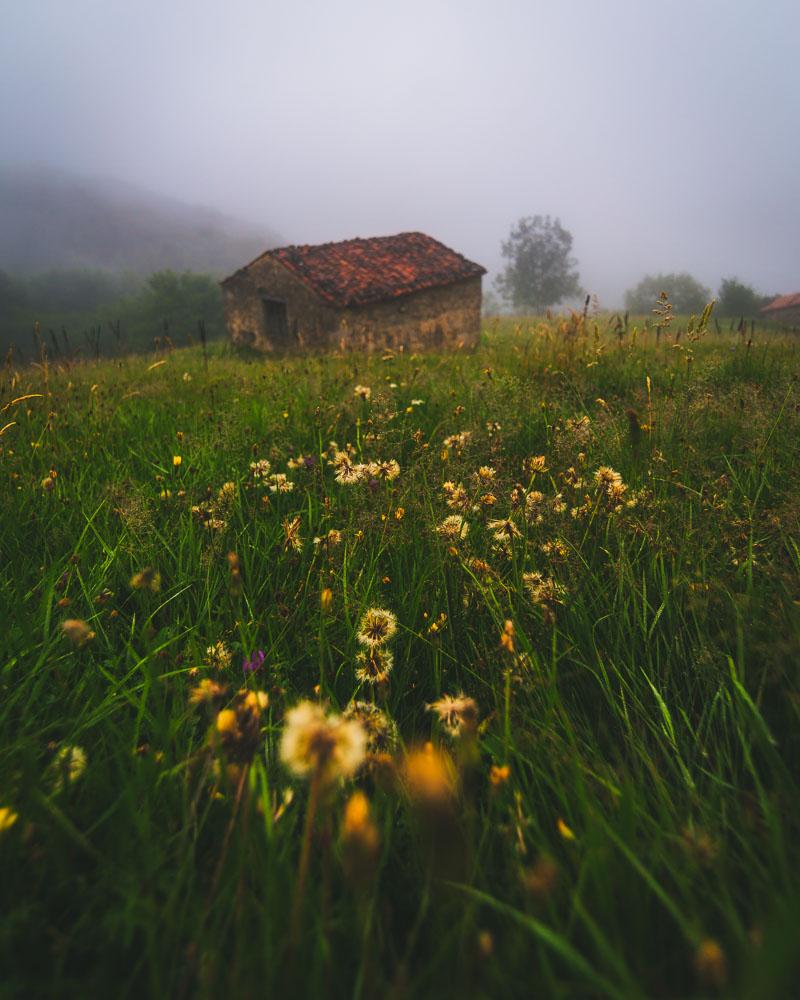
[1,314,799,998]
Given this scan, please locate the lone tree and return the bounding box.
[624,273,711,315]
[495,216,581,313]
[717,277,765,318]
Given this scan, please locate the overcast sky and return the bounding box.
[2,0,799,305]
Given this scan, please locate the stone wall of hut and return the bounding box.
[222,256,337,351]
[330,276,482,352]
[223,260,482,352]
[764,307,800,328]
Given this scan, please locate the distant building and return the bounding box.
[221,232,485,352]
[760,293,800,327]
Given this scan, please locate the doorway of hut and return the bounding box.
[261,297,289,345]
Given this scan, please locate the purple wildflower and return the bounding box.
[243,649,266,673]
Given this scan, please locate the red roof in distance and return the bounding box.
[224,232,486,307]
[761,292,800,313]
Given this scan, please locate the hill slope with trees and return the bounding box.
[0,165,280,276]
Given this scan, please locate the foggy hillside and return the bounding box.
[0,165,282,276]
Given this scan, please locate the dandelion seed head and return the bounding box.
[130,567,161,592]
[282,516,303,551]
[343,701,398,754]
[436,514,469,540]
[523,455,548,475]
[523,572,567,608]
[357,607,398,648]
[61,619,95,646]
[524,490,545,520]
[355,646,394,685]
[488,518,521,541]
[280,700,367,784]
[366,459,400,481]
[216,482,237,510]
[216,709,238,735]
[694,939,727,990]
[403,743,457,804]
[189,678,227,705]
[427,693,479,737]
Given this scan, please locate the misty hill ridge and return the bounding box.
[0,165,282,275]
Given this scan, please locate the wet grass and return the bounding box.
[1,317,799,997]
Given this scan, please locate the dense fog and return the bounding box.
[1,0,798,307]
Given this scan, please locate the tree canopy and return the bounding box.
[494,216,581,313]
[716,277,767,318]
[0,269,224,358]
[624,273,711,315]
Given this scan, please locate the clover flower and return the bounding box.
[242,649,266,673]
[594,466,626,495]
[366,459,400,481]
[250,458,272,479]
[130,567,161,592]
[216,481,237,511]
[268,473,295,493]
[50,745,87,792]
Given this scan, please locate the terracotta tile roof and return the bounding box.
[761,292,800,313]
[224,232,485,306]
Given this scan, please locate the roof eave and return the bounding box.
[338,270,487,308]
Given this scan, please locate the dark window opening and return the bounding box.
[261,298,289,344]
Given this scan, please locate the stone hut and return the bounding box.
[221,232,486,352]
[760,293,800,328]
